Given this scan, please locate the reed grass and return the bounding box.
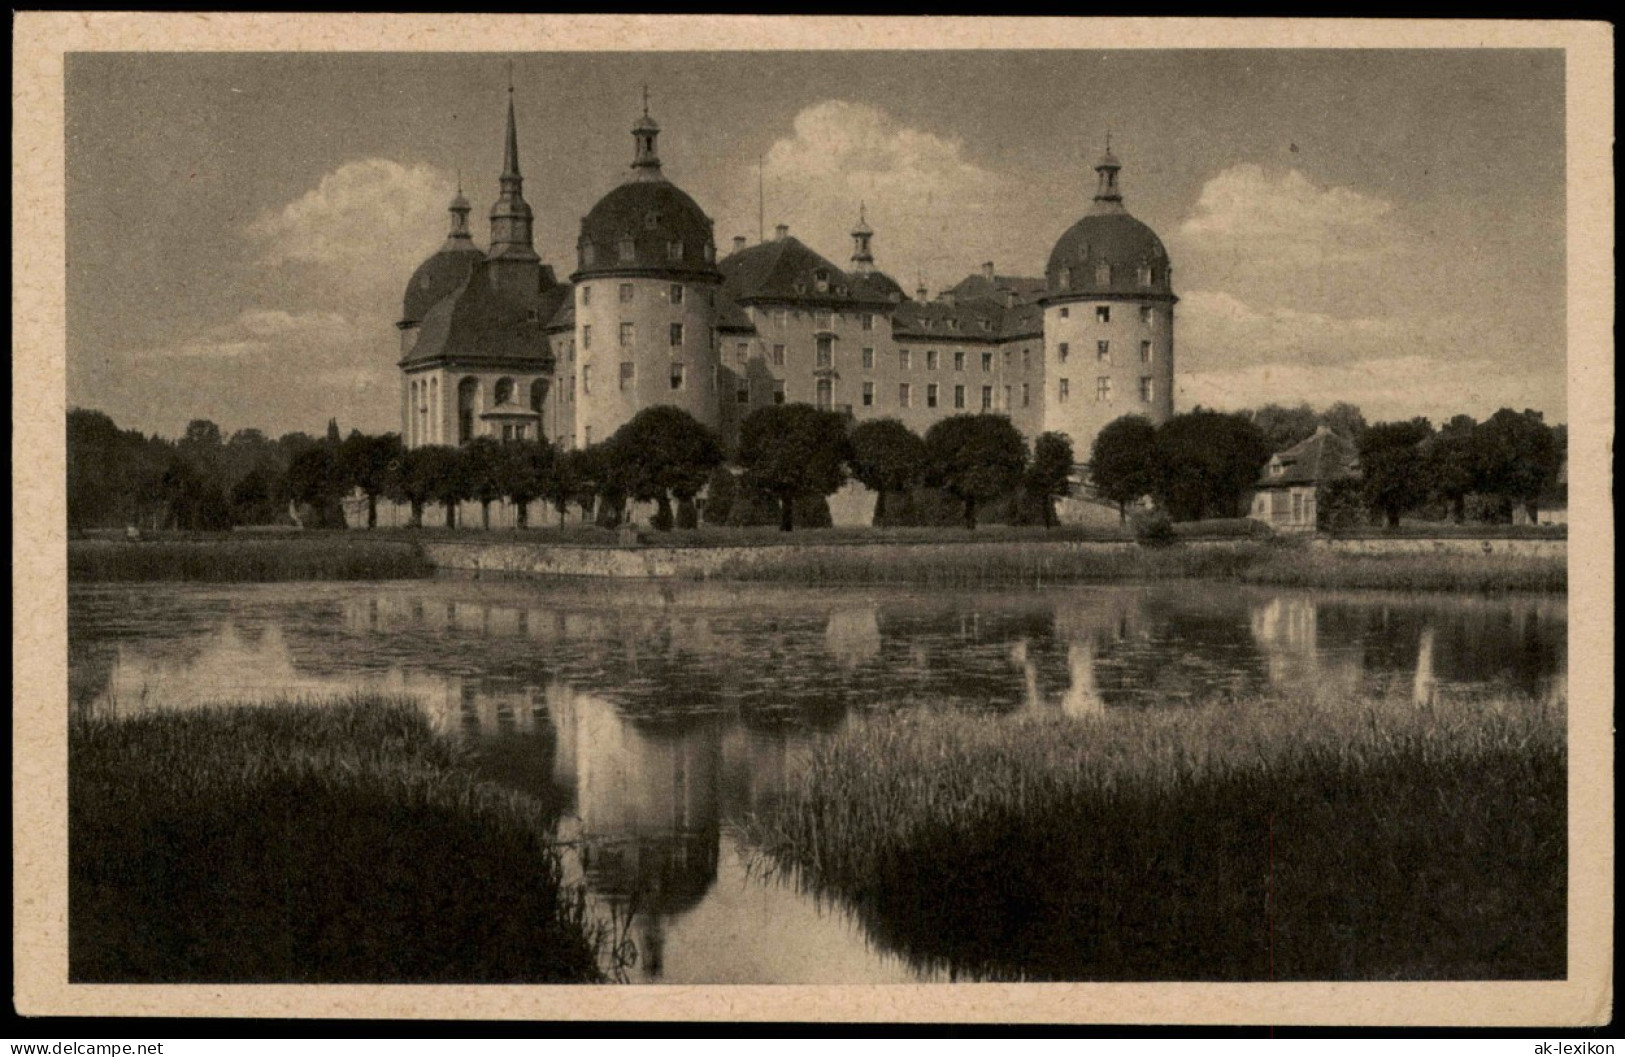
[708,541,1268,587]
[747,691,1566,981]
[1239,550,1567,593]
[69,694,606,983]
[68,538,434,582]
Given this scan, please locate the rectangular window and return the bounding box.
[582,325,592,349]
[861,313,874,331]
[619,283,634,303]
[981,352,993,372]
[1141,340,1153,364]
[816,378,833,410]
[582,365,592,394]
[619,361,634,390]
[669,283,684,304]
[1097,340,1111,364]
[899,349,911,370]
[1023,349,1031,370]
[1096,306,1110,323]
[862,381,874,407]
[926,350,939,371]
[772,344,786,367]
[861,347,875,369]
[502,423,514,442]
[775,309,788,328]
[1022,383,1030,408]
[954,385,965,409]
[1058,342,1069,363]
[1096,376,1112,402]
[815,310,833,330]
[899,383,911,408]
[737,342,750,365]
[668,241,684,262]
[670,363,686,390]
[670,323,684,347]
[1139,376,1154,402]
[927,383,939,408]
[981,385,993,410]
[1004,350,1012,368]
[581,286,592,306]
[618,238,635,263]
[954,351,965,371]
[584,425,593,444]
[1141,306,1154,327]
[816,336,833,368]
[619,322,634,347]
[1004,385,1012,409]
[1060,306,1070,319]
[773,380,786,404]
[737,383,750,405]
[1058,378,1070,403]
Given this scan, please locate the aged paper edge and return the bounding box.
[12,14,1614,1025]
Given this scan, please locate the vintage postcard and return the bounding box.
[13,14,1613,1025]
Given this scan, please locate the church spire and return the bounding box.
[630,85,664,181]
[488,69,538,262]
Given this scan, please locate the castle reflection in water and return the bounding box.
[75,580,1565,978]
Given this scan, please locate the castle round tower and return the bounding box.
[570,98,722,449]
[1040,142,1176,462]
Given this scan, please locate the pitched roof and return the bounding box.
[1256,427,1360,487]
[718,236,893,307]
[943,272,1047,306]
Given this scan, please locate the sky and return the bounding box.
[65,49,1567,439]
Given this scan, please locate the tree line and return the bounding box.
[67,405,1077,534]
[1089,402,1565,528]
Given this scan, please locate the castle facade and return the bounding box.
[398,89,1176,464]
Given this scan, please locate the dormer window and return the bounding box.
[814,269,830,294]
[1096,262,1112,285]
[704,243,715,263]
[1139,264,1155,286]
[979,320,992,332]
[1059,267,1072,288]
[618,236,636,262]
[644,211,662,230]
[581,241,596,266]
[667,240,684,261]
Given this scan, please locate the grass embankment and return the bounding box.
[70,695,606,983]
[748,692,1565,981]
[69,537,433,582]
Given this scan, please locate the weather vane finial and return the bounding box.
[642,84,650,117]
[507,59,514,95]
[859,200,867,223]
[456,167,462,194]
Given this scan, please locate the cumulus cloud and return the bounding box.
[246,159,455,291]
[718,101,1041,291]
[1178,289,1411,368]
[1178,164,1400,266]
[1177,356,1565,424]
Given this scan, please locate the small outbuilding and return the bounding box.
[1248,426,1360,533]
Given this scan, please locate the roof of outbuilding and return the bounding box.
[1256,427,1360,488]
[400,261,565,369]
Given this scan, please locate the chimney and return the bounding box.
[915,282,928,301]
[732,235,747,254]
[1005,290,1018,308]
[982,261,995,281]
[775,223,789,241]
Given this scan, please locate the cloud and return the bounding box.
[1177,356,1565,424]
[246,159,455,301]
[139,308,375,361]
[1177,164,1400,267]
[718,101,1040,291]
[1177,289,1409,369]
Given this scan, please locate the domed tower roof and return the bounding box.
[401,186,486,325]
[573,94,719,283]
[1044,141,1175,302]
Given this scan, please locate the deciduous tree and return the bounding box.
[1153,410,1271,521]
[849,419,927,526]
[607,407,724,531]
[1359,419,1435,528]
[1089,415,1161,521]
[1026,431,1075,528]
[923,414,1028,530]
[738,404,853,532]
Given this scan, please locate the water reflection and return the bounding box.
[68,579,1566,982]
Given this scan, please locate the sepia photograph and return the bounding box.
[14,15,1613,1025]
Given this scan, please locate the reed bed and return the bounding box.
[1239,550,1567,593]
[747,691,1566,981]
[708,541,1268,587]
[69,694,606,983]
[69,538,434,582]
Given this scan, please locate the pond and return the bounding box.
[68,578,1567,983]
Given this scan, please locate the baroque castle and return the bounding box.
[398,88,1176,464]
